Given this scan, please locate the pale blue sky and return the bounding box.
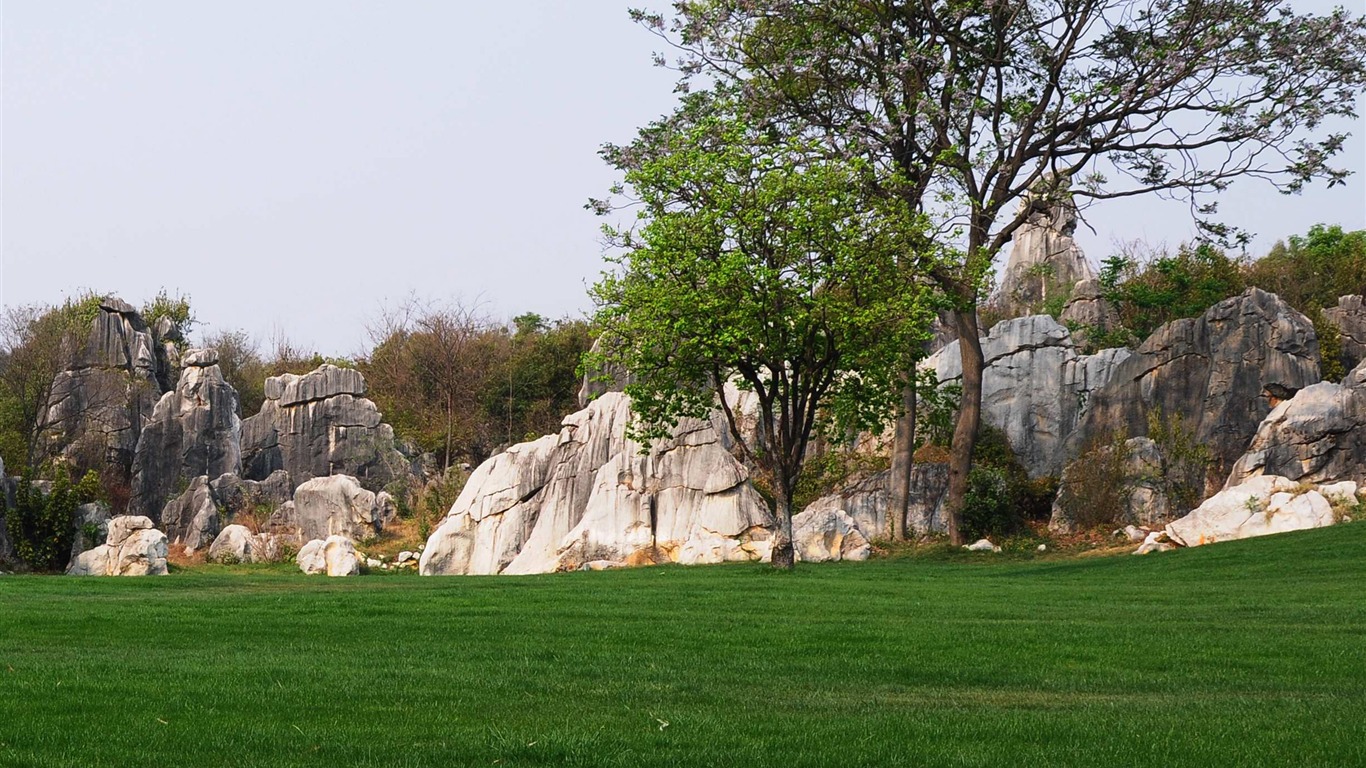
[4,1,1364,356]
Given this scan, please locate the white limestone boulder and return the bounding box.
[791,508,870,563]
[67,515,168,576]
[296,535,359,576]
[293,474,385,542]
[1165,475,1336,547]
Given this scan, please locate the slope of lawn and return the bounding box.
[1,525,1363,768]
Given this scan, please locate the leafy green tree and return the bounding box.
[592,95,937,568]
[6,469,102,572]
[1099,242,1248,342]
[631,0,1366,542]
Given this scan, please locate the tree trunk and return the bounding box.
[886,375,917,540]
[944,307,984,546]
[770,485,796,570]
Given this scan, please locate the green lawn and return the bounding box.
[1,526,1363,768]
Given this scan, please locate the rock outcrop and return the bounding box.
[791,508,871,563]
[1067,288,1320,487]
[66,515,168,576]
[207,524,281,564]
[993,189,1097,317]
[240,365,406,488]
[927,315,1130,477]
[297,535,360,576]
[420,392,774,576]
[291,474,392,543]
[128,348,242,520]
[1164,475,1343,547]
[1059,277,1120,348]
[1225,359,1366,488]
[1322,295,1366,374]
[799,463,950,537]
[157,476,221,552]
[39,299,168,477]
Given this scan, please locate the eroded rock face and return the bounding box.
[1322,295,1366,375]
[1068,289,1320,488]
[292,474,386,543]
[800,464,950,537]
[240,365,406,488]
[66,515,168,576]
[928,315,1130,477]
[791,508,871,563]
[69,501,112,565]
[1164,475,1339,547]
[420,392,774,576]
[128,348,242,521]
[993,192,1097,317]
[39,299,167,478]
[1059,278,1120,347]
[157,476,220,552]
[1226,360,1366,487]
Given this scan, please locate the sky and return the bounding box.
[3,0,1364,357]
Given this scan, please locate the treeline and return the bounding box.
[0,294,589,481]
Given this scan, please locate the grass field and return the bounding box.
[1,525,1363,768]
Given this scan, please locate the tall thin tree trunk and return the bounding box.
[444,393,453,474]
[944,306,984,546]
[770,483,796,570]
[886,374,917,540]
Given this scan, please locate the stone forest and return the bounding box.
[3,200,1362,579]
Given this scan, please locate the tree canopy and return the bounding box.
[591,94,939,567]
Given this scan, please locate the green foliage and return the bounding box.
[1145,410,1211,514]
[1100,243,1247,342]
[917,370,961,449]
[5,469,102,572]
[959,466,1019,541]
[140,289,195,342]
[791,449,890,513]
[1244,224,1366,314]
[592,91,939,509]
[1057,431,1136,530]
[1314,312,1345,382]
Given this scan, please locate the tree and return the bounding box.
[591,94,936,568]
[633,0,1366,543]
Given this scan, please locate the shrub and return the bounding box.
[960,466,1020,541]
[1055,431,1135,530]
[5,469,102,572]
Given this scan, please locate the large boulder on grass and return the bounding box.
[420,392,774,576]
[66,515,168,576]
[296,535,359,576]
[791,508,871,563]
[1164,475,1338,547]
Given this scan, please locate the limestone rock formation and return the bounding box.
[207,524,282,564]
[576,336,635,408]
[1059,277,1120,348]
[1164,475,1341,547]
[157,476,221,553]
[1322,295,1366,374]
[209,470,294,519]
[292,474,389,543]
[1225,359,1366,488]
[1049,437,1172,532]
[128,348,242,520]
[66,515,168,576]
[927,315,1131,477]
[993,190,1097,317]
[791,508,871,563]
[420,392,774,576]
[297,535,360,576]
[240,365,406,488]
[800,463,950,537]
[1068,288,1320,488]
[39,299,167,477]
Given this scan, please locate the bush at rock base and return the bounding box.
[5,469,102,572]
